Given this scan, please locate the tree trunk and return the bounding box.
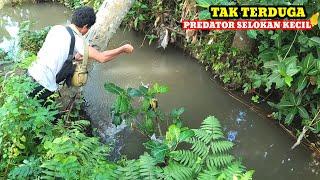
[60,0,135,110]
[86,0,135,51]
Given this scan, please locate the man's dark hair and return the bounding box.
[71,6,96,28]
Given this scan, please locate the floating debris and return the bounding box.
[227,131,238,142]
[264,151,268,158]
[269,144,274,148]
[236,111,247,124]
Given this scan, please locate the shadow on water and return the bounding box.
[1,3,319,179]
[84,29,320,179]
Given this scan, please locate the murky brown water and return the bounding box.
[1,3,320,179]
[84,30,320,179]
[0,3,71,52]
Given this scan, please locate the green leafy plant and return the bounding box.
[105,82,175,136]
[114,116,254,179]
[123,0,150,30]
[58,0,84,9]
[18,21,50,54]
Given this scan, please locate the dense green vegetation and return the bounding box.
[0,61,253,179]
[0,14,253,179]
[119,0,320,144]
[1,0,319,178]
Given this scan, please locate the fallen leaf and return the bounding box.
[160,29,169,49]
[310,12,319,27]
[154,16,161,28]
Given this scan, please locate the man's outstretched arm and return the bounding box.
[88,44,133,63]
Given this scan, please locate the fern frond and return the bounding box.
[200,116,224,140]
[197,167,220,180]
[138,153,163,180]
[113,160,140,180]
[192,129,213,144]
[170,150,199,168]
[222,161,246,178]
[191,140,209,158]
[163,162,193,180]
[210,140,234,155]
[70,120,91,131]
[8,157,41,179]
[206,154,235,169]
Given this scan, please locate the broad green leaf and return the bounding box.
[104,83,125,95]
[297,106,310,119]
[247,30,257,39]
[196,0,213,8]
[278,100,294,108]
[144,140,169,163]
[179,129,194,142]
[285,109,297,124]
[284,56,297,64]
[127,88,142,97]
[296,75,308,92]
[284,75,293,87]
[259,51,277,61]
[263,61,278,69]
[301,53,315,75]
[150,83,169,94]
[308,68,318,76]
[312,121,320,133]
[166,124,180,146]
[171,107,185,117]
[288,92,299,106]
[199,10,211,20]
[298,34,308,46]
[139,85,148,95]
[286,60,300,76]
[268,73,284,89]
[309,36,320,45]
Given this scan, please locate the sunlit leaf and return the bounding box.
[247,30,257,39]
[284,75,293,87]
[150,83,169,94]
[199,10,211,20]
[241,170,254,180]
[196,0,213,8]
[310,12,319,27]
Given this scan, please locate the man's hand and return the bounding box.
[88,44,134,63]
[121,44,134,54]
[75,53,83,61]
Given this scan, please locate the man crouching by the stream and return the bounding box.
[28,6,134,102]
